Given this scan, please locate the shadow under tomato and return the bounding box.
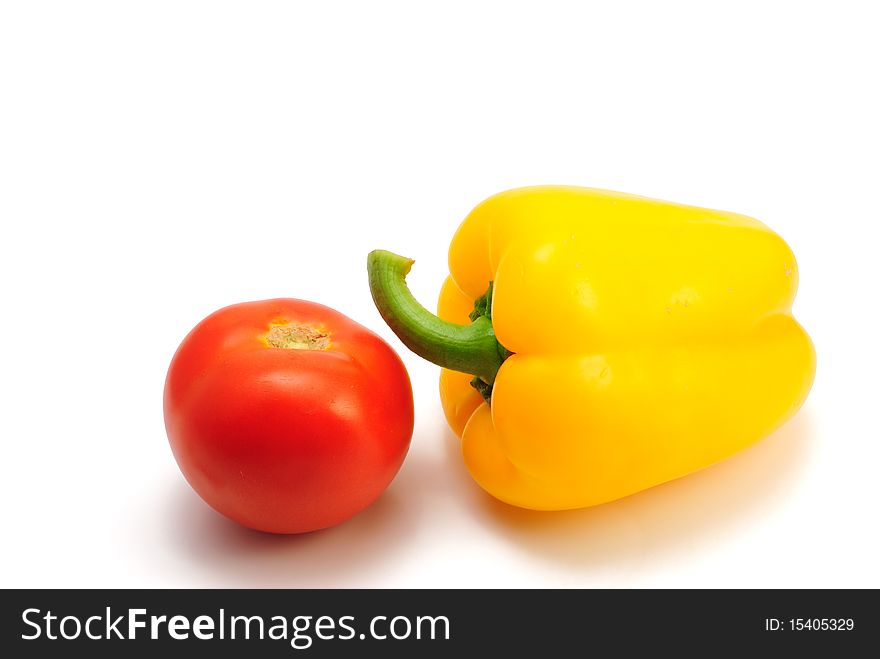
[158,413,468,587]
[160,471,422,587]
[465,409,816,571]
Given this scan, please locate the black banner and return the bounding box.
[1,589,874,656]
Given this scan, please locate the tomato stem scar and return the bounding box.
[266,324,330,350]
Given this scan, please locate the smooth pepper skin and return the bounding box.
[434,186,815,510]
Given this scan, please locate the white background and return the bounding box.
[2,1,878,588]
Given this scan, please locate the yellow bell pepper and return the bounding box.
[368,186,815,510]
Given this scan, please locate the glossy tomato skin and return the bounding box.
[164,299,414,534]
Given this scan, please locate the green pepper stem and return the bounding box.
[367,250,507,385]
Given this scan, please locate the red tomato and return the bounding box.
[163,299,414,534]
